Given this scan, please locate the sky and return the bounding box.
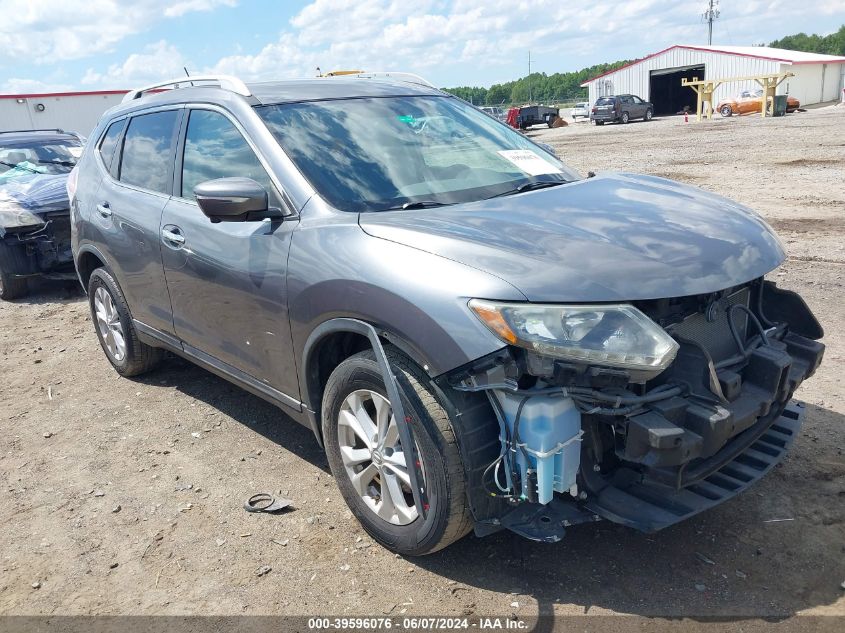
[1,0,844,94]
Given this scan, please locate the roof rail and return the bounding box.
[121,75,252,103]
[0,128,67,135]
[325,71,436,88]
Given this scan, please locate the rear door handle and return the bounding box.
[96,202,112,218]
[161,227,185,247]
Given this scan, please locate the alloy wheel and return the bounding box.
[337,389,422,525]
[94,286,126,362]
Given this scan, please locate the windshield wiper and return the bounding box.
[0,160,38,172]
[400,200,450,210]
[488,180,566,199]
[36,160,76,167]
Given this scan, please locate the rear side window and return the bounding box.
[180,109,279,204]
[119,110,179,194]
[98,119,126,174]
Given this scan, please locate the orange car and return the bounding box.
[717,89,799,117]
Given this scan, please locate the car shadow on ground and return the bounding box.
[132,353,330,473]
[3,278,84,304]
[130,352,844,621]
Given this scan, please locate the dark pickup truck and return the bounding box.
[0,129,82,299]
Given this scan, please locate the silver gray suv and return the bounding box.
[70,75,824,555]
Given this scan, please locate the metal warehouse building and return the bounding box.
[582,45,845,116]
[0,90,127,137]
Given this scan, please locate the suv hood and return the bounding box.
[0,172,70,232]
[359,173,785,302]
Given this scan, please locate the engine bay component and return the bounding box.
[450,279,824,543]
[494,390,582,504]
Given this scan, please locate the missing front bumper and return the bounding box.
[475,400,805,540]
[584,400,805,532]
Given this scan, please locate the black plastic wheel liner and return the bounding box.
[583,401,805,533]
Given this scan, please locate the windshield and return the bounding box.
[0,138,82,180]
[257,95,579,212]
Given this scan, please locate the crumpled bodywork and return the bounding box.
[0,171,73,275]
[0,171,70,234]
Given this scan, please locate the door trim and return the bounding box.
[133,319,305,416]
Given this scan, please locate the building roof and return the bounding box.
[582,45,845,86]
[0,89,129,100]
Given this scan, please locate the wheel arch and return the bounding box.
[75,245,109,293]
[300,318,437,444]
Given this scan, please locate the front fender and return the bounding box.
[287,209,526,411]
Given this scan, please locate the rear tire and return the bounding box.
[0,270,28,300]
[88,268,163,377]
[0,242,31,300]
[322,348,472,555]
[620,111,630,124]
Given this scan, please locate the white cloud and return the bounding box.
[6,0,845,90]
[203,0,669,83]
[81,41,189,88]
[164,0,236,18]
[0,78,74,94]
[0,0,237,64]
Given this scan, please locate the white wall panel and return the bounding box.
[584,48,837,108]
[0,93,124,136]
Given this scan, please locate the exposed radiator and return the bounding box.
[670,288,750,363]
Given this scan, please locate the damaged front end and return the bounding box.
[442,279,824,542]
[0,181,75,282]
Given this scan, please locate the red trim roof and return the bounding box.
[0,89,129,100]
[581,45,845,86]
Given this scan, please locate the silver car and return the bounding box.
[69,74,824,555]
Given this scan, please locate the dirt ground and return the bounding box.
[1,105,844,621]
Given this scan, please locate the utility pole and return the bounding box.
[703,0,720,45]
[528,50,532,103]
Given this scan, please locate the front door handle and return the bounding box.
[161,227,185,247]
[96,202,112,218]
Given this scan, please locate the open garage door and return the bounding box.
[649,65,704,115]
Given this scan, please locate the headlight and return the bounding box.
[469,299,679,372]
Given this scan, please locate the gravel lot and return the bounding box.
[1,105,844,620]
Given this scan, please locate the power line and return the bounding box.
[703,0,720,45]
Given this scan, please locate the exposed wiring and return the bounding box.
[728,303,770,348]
[512,396,531,461]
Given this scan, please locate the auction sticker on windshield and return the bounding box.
[497,150,561,176]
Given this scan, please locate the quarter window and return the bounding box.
[119,110,179,194]
[98,119,126,173]
[181,110,278,204]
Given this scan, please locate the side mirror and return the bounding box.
[194,177,276,223]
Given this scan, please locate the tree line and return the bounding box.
[443,25,845,107]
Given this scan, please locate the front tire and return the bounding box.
[88,268,163,377]
[720,105,733,117]
[645,108,653,121]
[322,348,472,555]
[0,270,28,300]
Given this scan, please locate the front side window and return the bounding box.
[181,109,279,205]
[98,119,126,174]
[257,96,579,212]
[119,110,178,194]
